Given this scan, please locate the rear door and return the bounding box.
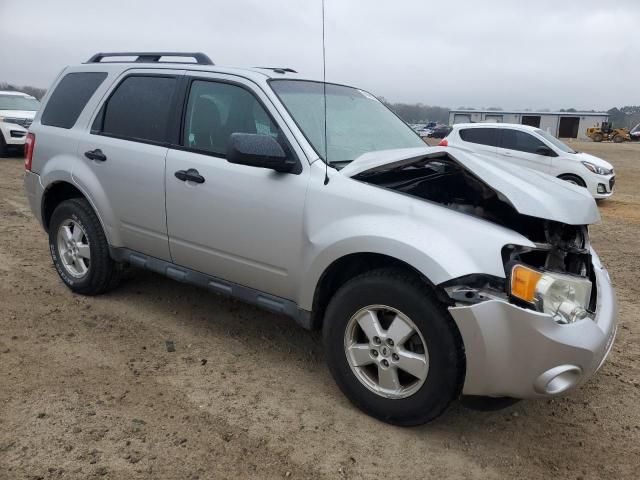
[78,70,184,261]
[456,127,500,155]
[496,128,552,173]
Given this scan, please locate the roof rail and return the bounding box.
[255,67,298,74]
[86,52,214,65]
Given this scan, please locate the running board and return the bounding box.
[109,247,312,329]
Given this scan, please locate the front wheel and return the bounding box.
[558,174,586,188]
[323,269,465,425]
[49,198,122,295]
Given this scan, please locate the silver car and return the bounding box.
[24,52,617,425]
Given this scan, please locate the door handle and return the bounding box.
[84,149,107,162]
[175,168,205,184]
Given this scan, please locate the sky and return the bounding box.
[0,0,637,110]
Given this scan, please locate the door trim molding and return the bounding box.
[109,247,312,329]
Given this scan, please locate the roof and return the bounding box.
[0,90,35,97]
[450,109,608,116]
[451,122,541,131]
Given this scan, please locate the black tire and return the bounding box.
[322,268,465,426]
[49,198,122,295]
[592,133,603,142]
[612,135,624,143]
[558,174,586,188]
[0,132,9,158]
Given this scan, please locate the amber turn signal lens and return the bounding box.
[510,265,542,303]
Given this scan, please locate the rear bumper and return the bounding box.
[449,265,617,399]
[24,170,44,228]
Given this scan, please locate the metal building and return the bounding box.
[448,110,609,140]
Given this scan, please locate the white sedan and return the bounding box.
[441,123,615,199]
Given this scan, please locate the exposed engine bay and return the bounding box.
[352,152,594,285]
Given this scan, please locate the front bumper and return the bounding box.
[0,122,28,146]
[589,174,615,199]
[449,265,617,399]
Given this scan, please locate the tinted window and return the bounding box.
[99,76,176,143]
[500,129,546,154]
[183,80,281,156]
[459,128,500,147]
[41,72,107,128]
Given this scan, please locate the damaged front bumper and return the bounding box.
[449,265,617,399]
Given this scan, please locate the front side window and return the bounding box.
[270,80,424,166]
[459,128,500,147]
[97,75,176,143]
[535,129,575,154]
[182,80,281,156]
[500,129,547,154]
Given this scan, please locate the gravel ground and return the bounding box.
[1,141,639,479]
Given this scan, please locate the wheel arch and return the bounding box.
[307,252,452,331]
[557,173,586,187]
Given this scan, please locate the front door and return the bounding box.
[496,128,552,173]
[165,75,308,300]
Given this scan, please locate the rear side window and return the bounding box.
[500,129,546,154]
[95,75,177,144]
[41,72,107,129]
[459,128,500,147]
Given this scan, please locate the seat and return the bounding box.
[189,97,226,153]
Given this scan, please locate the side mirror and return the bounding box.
[535,146,555,156]
[227,133,296,173]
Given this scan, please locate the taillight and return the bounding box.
[438,138,448,147]
[24,132,35,171]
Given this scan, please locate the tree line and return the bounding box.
[2,81,638,130]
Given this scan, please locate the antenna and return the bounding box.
[321,0,329,185]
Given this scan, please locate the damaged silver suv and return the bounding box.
[24,52,617,425]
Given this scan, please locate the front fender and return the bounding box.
[297,211,535,311]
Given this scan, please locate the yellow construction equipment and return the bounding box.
[586,121,631,143]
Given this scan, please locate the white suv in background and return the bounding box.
[442,123,615,200]
[0,91,41,157]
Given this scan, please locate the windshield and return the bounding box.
[0,95,41,111]
[535,128,576,153]
[270,80,425,165]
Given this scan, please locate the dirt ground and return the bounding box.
[1,141,639,480]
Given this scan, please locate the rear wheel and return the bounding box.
[558,174,586,188]
[323,269,465,425]
[592,133,603,142]
[49,198,122,295]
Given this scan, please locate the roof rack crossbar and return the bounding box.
[86,52,214,65]
[255,67,298,74]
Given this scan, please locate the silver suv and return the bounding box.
[24,52,617,425]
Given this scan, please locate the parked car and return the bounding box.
[441,123,615,199]
[428,125,452,138]
[631,123,640,141]
[25,52,617,425]
[0,90,40,157]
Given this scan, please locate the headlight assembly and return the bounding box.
[581,161,612,176]
[509,264,592,324]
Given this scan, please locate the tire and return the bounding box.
[612,135,624,143]
[322,268,465,425]
[49,198,122,295]
[592,133,603,142]
[0,132,9,158]
[558,174,586,188]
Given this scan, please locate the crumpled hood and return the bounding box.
[340,146,600,225]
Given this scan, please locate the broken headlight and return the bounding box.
[509,264,592,324]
